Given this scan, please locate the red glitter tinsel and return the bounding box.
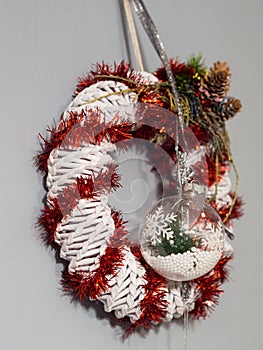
[34,111,84,174]
[35,109,134,174]
[207,157,229,187]
[190,255,233,319]
[154,58,194,82]
[39,162,121,244]
[38,198,63,248]
[212,193,244,223]
[110,210,130,248]
[190,124,211,146]
[125,246,168,334]
[74,61,144,97]
[61,246,124,300]
[56,165,121,217]
[61,211,129,300]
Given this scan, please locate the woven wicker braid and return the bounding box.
[47,144,115,198]
[164,281,195,321]
[45,73,233,325]
[98,248,147,322]
[66,80,137,122]
[55,198,115,274]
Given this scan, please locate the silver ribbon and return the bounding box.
[132,0,187,188]
[132,0,182,116]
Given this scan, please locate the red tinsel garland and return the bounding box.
[56,166,121,217]
[125,246,169,334]
[74,61,144,97]
[154,58,196,83]
[212,193,244,223]
[35,108,134,174]
[38,198,63,248]
[38,163,122,247]
[61,210,129,301]
[190,255,233,319]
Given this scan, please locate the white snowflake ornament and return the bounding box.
[142,205,178,245]
[140,192,225,281]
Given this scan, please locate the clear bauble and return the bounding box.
[139,184,225,281]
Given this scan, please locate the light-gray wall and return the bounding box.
[1,1,261,349]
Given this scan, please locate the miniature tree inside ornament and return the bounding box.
[139,183,225,281]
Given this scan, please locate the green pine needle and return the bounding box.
[152,220,200,257]
[187,53,207,76]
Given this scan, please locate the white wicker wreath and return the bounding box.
[41,71,233,325]
[35,55,244,333]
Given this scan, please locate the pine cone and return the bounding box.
[213,97,242,121]
[201,61,231,102]
[211,61,231,75]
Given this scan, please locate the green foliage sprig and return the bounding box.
[152,220,200,257]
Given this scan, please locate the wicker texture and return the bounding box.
[98,248,147,322]
[47,144,115,198]
[46,73,233,324]
[66,80,137,122]
[56,198,115,274]
[164,281,195,321]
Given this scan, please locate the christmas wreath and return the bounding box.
[35,57,243,333]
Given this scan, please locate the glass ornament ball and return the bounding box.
[139,189,225,281]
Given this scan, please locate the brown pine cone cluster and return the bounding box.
[201,61,231,102]
[212,96,242,121]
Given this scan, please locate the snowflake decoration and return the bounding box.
[142,205,178,245]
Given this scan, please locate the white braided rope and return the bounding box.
[46,74,234,325]
[163,282,195,321]
[55,197,115,274]
[66,80,137,123]
[98,248,147,322]
[47,143,115,198]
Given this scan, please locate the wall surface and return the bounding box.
[0,1,262,349]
